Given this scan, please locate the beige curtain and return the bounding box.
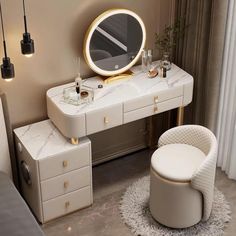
[174,0,229,131]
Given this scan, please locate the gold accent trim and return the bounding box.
[151,166,190,184]
[154,96,158,104]
[177,107,184,126]
[104,116,109,124]
[65,201,70,208]
[83,8,146,77]
[154,106,158,113]
[71,137,79,145]
[100,70,134,84]
[62,160,68,168]
[64,181,69,188]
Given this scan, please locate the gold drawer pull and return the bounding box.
[63,160,68,168]
[65,201,70,208]
[104,117,109,124]
[154,106,158,113]
[64,181,69,188]
[154,96,158,103]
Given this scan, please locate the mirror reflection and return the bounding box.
[89,13,143,72]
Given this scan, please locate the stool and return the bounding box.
[149,125,218,228]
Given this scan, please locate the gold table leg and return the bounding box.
[71,137,79,145]
[177,107,184,126]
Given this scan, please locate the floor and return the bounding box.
[42,149,236,236]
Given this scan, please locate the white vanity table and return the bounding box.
[47,63,193,144]
[14,8,194,223]
[14,63,193,223]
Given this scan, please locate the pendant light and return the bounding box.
[21,0,34,57]
[0,1,15,81]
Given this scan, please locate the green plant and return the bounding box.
[155,17,188,55]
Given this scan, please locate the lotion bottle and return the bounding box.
[147,49,152,71]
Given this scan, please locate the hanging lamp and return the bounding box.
[0,1,15,81]
[21,0,34,57]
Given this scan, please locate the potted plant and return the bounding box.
[155,17,188,70]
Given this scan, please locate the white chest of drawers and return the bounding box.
[14,120,93,223]
[47,63,193,144]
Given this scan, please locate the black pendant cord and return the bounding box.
[0,2,7,58]
[23,0,28,33]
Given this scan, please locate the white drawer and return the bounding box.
[39,141,91,180]
[41,166,91,201]
[43,186,92,222]
[124,86,183,112]
[124,96,183,123]
[86,103,123,135]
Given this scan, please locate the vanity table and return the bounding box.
[13,9,193,223]
[47,63,193,144]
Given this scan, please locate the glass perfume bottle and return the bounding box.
[142,50,148,72]
[147,49,152,71]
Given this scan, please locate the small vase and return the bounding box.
[161,52,171,71]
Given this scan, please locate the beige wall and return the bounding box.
[0,0,174,127]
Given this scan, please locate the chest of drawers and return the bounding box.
[14,120,93,223]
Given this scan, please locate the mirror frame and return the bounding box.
[83,9,146,76]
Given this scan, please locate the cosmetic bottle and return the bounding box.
[75,76,82,99]
[162,67,167,78]
[147,49,152,71]
[142,50,148,72]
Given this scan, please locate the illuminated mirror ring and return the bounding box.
[84,9,146,76]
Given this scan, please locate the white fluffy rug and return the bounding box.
[120,176,231,236]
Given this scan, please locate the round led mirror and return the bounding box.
[84,9,146,76]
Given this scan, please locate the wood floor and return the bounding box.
[42,149,236,236]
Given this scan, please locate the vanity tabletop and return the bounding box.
[47,62,193,116]
[14,120,90,160]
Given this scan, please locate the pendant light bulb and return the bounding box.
[21,0,35,57]
[25,53,33,58]
[5,78,13,82]
[0,2,15,80]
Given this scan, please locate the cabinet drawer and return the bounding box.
[41,166,91,201]
[43,186,92,222]
[39,142,91,180]
[124,96,183,123]
[86,104,123,135]
[124,86,183,112]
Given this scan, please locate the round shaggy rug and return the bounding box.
[120,176,231,236]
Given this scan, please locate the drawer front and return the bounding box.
[41,166,91,201]
[39,142,91,180]
[124,96,183,123]
[43,186,92,222]
[124,86,183,112]
[86,104,123,135]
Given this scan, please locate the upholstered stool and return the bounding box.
[149,125,218,228]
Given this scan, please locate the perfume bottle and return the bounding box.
[75,57,82,99]
[142,50,148,72]
[147,49,152,71]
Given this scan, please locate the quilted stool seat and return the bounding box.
[149,125,218,229]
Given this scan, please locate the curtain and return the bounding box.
[216,0,236,179]
[175,0,228,131]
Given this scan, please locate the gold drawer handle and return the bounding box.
[64,181,69,189]
[154,106,158,113]
[63,160,68,168]
[104,117,109,124]
[65,201,70,208]
[154,96,158,104]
